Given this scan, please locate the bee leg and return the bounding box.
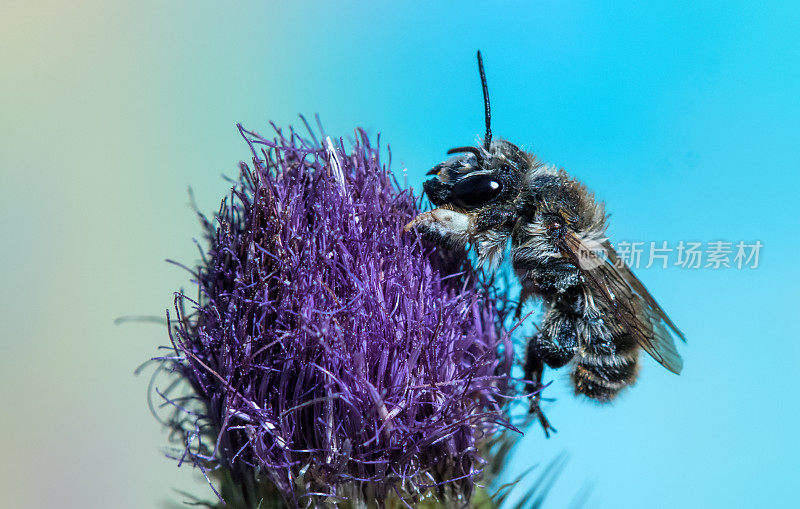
[514,282,537,321]
[404,207,471,249]
[524,326,578,437]
[523,353,556,437]
[473,208,515,266]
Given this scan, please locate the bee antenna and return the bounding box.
[477,50,492,150]
[447,146,484,164]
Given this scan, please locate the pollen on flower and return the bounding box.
[153,121,516,507]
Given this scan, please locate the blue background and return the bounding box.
[2,2,798,508]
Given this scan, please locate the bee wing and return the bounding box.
[560,232,685,374]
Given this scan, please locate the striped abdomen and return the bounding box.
[572,325,640,401]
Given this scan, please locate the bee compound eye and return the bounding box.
[451,174,503,209]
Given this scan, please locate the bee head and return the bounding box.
[421,50,530,214]
[405,52,535,265]
[407,139,532,266]
[421,139,529,210]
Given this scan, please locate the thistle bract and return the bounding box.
[159,123,514,507]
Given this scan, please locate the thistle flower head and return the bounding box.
[158,123,514,507]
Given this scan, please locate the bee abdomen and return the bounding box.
[572,350,639,401]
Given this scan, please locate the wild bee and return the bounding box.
[405,52,685,435]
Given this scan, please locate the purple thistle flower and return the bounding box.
[156,122,516,507]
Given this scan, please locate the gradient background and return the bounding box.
[2,2,798,508]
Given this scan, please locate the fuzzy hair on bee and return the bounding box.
[405,51,685,436]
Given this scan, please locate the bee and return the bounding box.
[405,51,685,435]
